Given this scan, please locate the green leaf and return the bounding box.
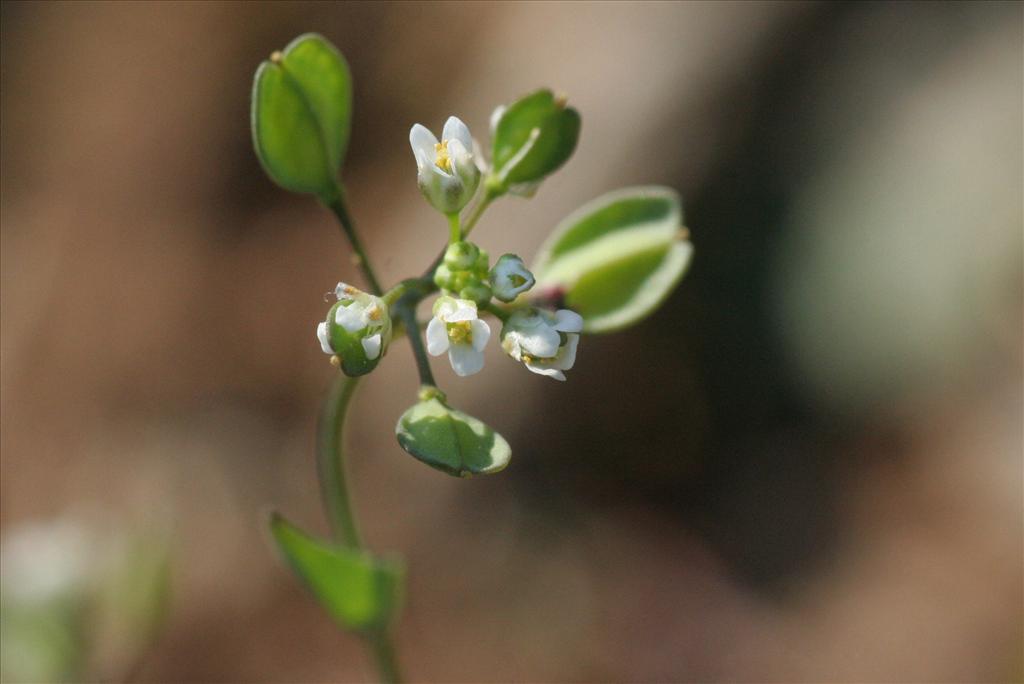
[268,513,402,633]
[491,89,581,187]
[532,186,692,333]
[251,33,352,201]
[395,398,511,477]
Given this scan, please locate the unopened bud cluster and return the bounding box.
[434,241,492,306]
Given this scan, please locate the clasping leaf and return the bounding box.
[268,513,402,633]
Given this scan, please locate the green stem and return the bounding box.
[325,189,384,295]
[447,213,461,244]
[396,303,436,388]
[315,375,403,682]
[369,631,401,684]
[316,375,364,549]
[421,191,498,279]
[462,189,496,237]
[483,302,511,322]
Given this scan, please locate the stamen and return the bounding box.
[330,355,341,367]
[447,321,472,344]
[434,140,452,172]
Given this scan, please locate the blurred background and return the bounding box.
[1,1,1021,682]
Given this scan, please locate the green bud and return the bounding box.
[459,282,492,307]
[474,248,490,276]
[433,264,456,292]
[451,270,470,292]
[444,241,480,271]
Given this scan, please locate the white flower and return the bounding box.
[410,116,481,214]
[500,307,583,381]
[426,297,491,377]
[489,254,535,302]
[316,282,391,375]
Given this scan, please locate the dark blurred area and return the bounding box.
[1,2,1021,682]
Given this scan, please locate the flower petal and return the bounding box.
[449,343,484,377]
[489,105,506,135]
[524,360,566,381]
[446,299,478,322]
[441,116,472,151]
[361,333,382,360]
[317,321,334,354]
[550,333,580,370]
[520,324,560,358]
[426,317,449,356]
[409,124,438,165]
[553,309,584,333]
[335,282,356,300]
[335,302,367,333]
[469,319,491,352]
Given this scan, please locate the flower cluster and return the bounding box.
[407,116,582,379]
[315,115,584,382]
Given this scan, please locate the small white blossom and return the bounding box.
[501,308,583,381]
[489,254,535,302]
[316,283,391,373]
[426,297,491,377]
[409,116,480,214]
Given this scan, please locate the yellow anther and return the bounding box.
[447,321,472,344]
[330,355,341,367]
[434,140,452,172]
[270,51,283,64]
[367,305,382,321]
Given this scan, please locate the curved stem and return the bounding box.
[483,301,510,322]
[396,303,436,388]
[316,375,364,549]
[326,189,384,295]
[315,375,403,682]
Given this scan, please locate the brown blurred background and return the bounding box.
[1,1,1022,682]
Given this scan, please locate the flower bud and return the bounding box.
[316,283,392,376]
[433,263,456,291]
[444,241,480,271]
[410,117,481,215]
[459,282,492,307]
[489,254,535,303]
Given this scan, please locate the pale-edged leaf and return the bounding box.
[532,186,692,333]
[395,398,511,477]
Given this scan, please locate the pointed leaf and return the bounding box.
[395,398,511,477]
[491,89,580,186]
[268,513,402,633]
